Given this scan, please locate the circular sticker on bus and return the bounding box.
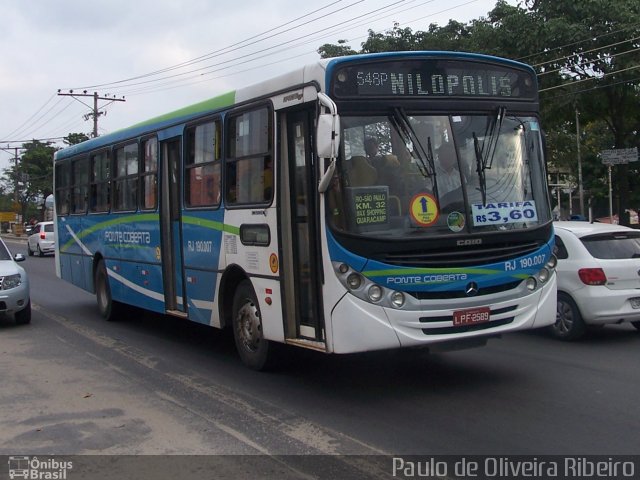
[269,253,279,273]
[409,193,439,227]
[447,211,465,232]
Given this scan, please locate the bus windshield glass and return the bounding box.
[327,113,550,237]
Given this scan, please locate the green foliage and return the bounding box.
[2,140,57,221]
[318,40,357,59]
[64,132,90,145]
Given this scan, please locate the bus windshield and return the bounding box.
[327,112,550,237]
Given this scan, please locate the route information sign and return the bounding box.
[600,147,638,165]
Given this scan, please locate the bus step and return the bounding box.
[166,309,188,319]
[285,338,327,352]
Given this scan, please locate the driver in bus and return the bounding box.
[364,136,403,194]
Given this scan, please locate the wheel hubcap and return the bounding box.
[556,301,574,334]
[236,300,262,353]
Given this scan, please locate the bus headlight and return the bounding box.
[391,291,405,308]
[347,273,363,290]
[537,267,550,283]
[333,262,413,309]
[368,285,383,302]
[526,277,537,291]
[546,254,557,270]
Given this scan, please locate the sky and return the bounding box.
[0,0,512,171]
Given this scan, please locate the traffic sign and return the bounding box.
[600,147,638,165]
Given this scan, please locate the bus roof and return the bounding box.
[55,51,534,161]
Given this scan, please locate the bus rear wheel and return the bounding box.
[232,280,273,370]
[95,260,121,321]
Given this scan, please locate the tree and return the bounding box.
[64,132,90,145]
[2,140,56,222]
[318,39,357,59]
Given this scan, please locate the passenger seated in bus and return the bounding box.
[263,157,273,200]
[347,155,377,187]
[364,136,403,196]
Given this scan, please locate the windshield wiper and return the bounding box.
[484,106,506,169]
[390,107,435,178]
[473,132,487,205]
[472,106,507,205]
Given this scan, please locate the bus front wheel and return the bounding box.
[232,280,273,370]
[95,260,120,321]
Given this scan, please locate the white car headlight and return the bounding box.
[2,274,22,290]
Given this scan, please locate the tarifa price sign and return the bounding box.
[472,201,538,226]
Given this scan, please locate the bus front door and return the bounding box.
[282,109,325,343]
[160,138,186,316]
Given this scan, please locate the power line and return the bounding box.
[533,35,640,68]
[56,91,126,137]
[542,75,640,101]
[518,22,640,63]
[539,64,640,92]
[537,46,640,76]
[108,0,459,98]
[65,0,365,90]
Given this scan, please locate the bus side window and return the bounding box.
[226,106,273,205]
[141,137,158,210]
[185,121,221,208]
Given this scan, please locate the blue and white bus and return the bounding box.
[54,51,557,369]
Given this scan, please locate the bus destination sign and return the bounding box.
[332,59,536,100]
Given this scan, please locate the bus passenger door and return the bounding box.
[282,109,324,342]
[160,138,186,315]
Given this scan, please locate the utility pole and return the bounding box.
[1,145,22,203]
[57,90,126,137]
[575,105,584,216]
[13,147,18,203]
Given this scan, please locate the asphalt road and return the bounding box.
[1,236,639,476]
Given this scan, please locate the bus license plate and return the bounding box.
[453,307,490,326]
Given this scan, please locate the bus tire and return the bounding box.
[95,260,121,321]
[232,280,274,370]
[550,292,586,340]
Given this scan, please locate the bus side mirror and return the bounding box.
[316,113,340,159]
[316,92,340,193]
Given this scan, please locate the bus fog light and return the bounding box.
[368,285,383,302]
[538,267,550,283]
[526,277,537,291]
[391,291,405,308]
[338,263,349,274]
[346,273,362,290]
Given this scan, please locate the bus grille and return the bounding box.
[408,281,522,300]
[421,317,514,335]
[377,241,542,268]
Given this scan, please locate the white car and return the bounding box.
[552,221,640,339]
[0,237,31,324]
[27,221,55,257]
